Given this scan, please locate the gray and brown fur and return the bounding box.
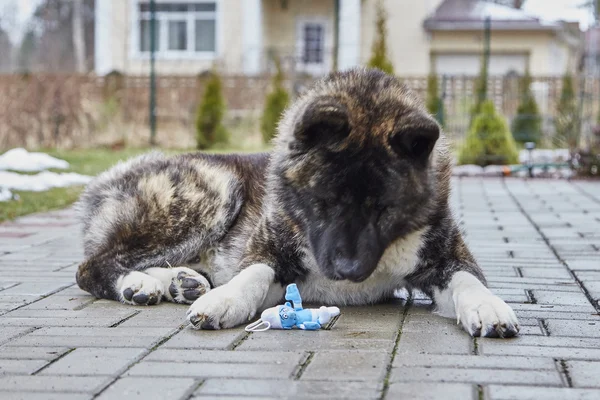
[76,68,516,337]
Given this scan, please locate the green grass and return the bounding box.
[0,148,176,223]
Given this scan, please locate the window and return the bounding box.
[302,24,324,64]
[296,19,329,75]
[135,1,217,57]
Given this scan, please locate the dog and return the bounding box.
[76,68,519,338]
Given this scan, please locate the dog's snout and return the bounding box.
[331,257,369,282]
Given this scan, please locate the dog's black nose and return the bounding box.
[332,258,370,282]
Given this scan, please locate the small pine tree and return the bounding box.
[195,71,229,150]
[426,72,443,126]
[511,70,541,145]
[469,60,489,128]
[261,56,290,144]
[554,73,580,150]
[459,100,519,166]
[367,0,394,75]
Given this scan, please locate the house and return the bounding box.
[94,0,581,77]
[424,0,582,76]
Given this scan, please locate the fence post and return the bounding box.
[149,0,157,146]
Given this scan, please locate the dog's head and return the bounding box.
[272,68,450,282]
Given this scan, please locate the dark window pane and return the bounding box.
[168,20,187,50]
[302,23,324,63]
[191,3,216,11]
[140,19,160,52]
[140,2,216,12]
[195,19,216,51]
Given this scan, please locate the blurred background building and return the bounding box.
[0,0,598,153]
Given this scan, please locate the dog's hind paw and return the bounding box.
[456,292,520,338]
[118,271,164,306]
[168,269,211,304]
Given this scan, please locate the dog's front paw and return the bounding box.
[185,286,256,330]
[118,271,164,305]
[455,292,519,338]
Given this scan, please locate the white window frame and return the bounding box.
[296,17,331,76]
[129,0,220,61]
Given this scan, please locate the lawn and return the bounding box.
[0,148,177,223]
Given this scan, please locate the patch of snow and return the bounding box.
[0,187,13,202]
[0,148,69,172]
[453,165,484,176]
[0,171,92,194]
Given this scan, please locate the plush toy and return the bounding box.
[245,284,340,331]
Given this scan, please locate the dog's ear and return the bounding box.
[293,97,350,146]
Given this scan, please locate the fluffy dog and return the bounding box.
[76,68,519,338]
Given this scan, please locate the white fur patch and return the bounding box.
[186,263,275,329]
[433,271,520,337]
[297,228,426,305]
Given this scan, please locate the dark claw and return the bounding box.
[181,278,200,289]
[169,282,178,298]
[133,293,149,304]
[470,324,482,337]
[123,288,134,301]
[201,317,218,330]
[177,271,188,280]
[483,326,500,338]
[147,295,158,305]
[183,289,201,301]
[188,314,202,326]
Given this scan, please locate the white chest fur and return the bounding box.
[297,228,427,306]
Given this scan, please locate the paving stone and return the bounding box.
[0,393,91,400]
[566,260,600,270]
[40,347,146,376]
[0,327,34,346]
[396,326,472,355]
[5,327,175,348]
[96,377,198,400]
[0,359,49,374]
[532,290,595,308]
[519,267,572,279]
[546,319,600,338]
[161,327,246,349]
[238,329,395,352]
[0,346,71,360]
[145,349,305,364]
[486,385,600,400]
[387,383,475,400]
[301,350,389,381]
[194,379,382,399]
[479,345,600,360]
[566,361,600,388]
[0,376,110,393]
[18,295,96,310]
[126,361,296,379]
[393,354,556,370]
[389,366,562,386]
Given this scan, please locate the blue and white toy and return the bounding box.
[245,284,340,331]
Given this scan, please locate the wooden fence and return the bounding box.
[0,73,598,149]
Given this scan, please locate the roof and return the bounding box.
[423,0,562,31]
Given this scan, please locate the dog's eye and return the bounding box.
[389,127,439,159]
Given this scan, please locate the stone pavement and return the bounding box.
[0,177,599,400]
